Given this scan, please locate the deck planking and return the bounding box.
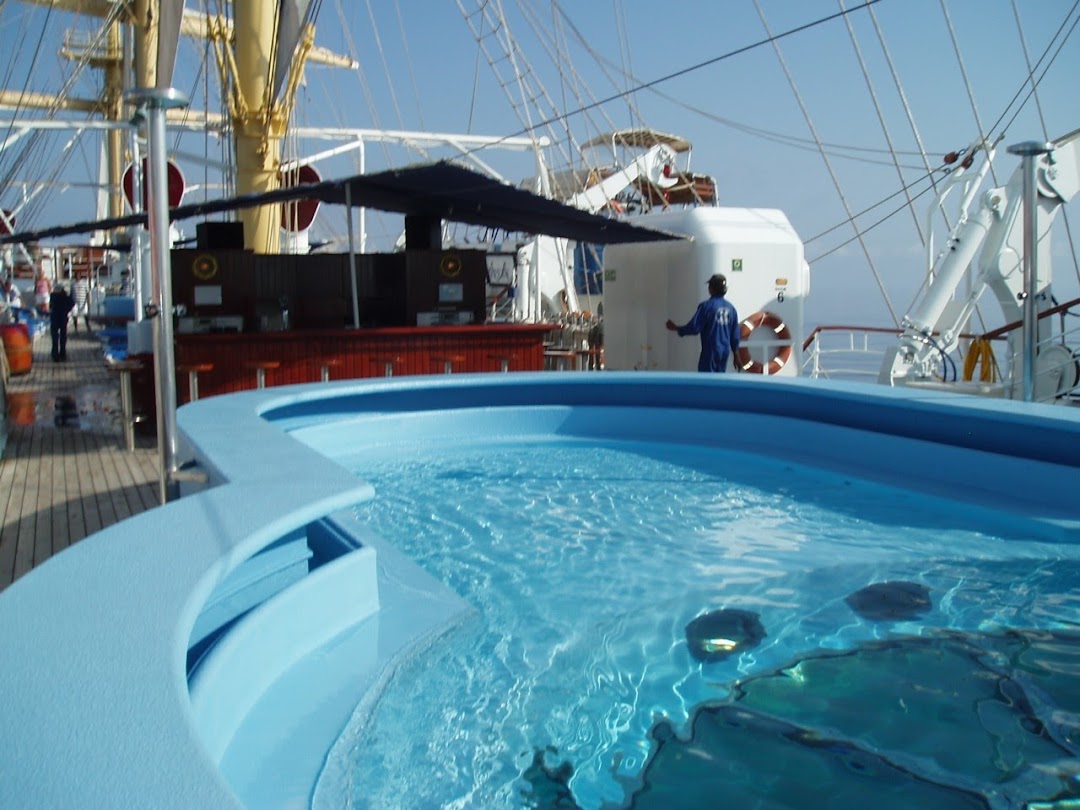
[0,325,159,592]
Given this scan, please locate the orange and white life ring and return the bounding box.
[737,310,793,374]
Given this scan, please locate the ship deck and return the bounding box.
[1,327,159,591]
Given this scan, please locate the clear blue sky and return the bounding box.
[2,0,1078,330]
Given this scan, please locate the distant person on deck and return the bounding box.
[666,272,741,373]
[34,269,52,315]
[2,278,20,307]
[71,274,90,332]
[0,279,19,324]
[119,270,133,297]
[49,284,75,362]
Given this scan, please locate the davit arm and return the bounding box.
[565,142,679,214]
[886,127,1080,384]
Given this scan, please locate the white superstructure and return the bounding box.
[602,206,809,372]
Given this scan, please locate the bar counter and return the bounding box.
[164,323,557,401]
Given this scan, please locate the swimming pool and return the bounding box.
[0,372,1078,808]
[292,408,1080,809]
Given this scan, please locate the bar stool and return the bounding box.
[177,362,213,402]
[431,354,466,374]
[318,357,342,383]
[371,355,401,378]
[244,360,280,389]
[575,348,604,371]
[543,348,576,371]
[487,352,517,373]
[105,358,145,452]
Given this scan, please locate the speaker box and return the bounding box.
[196,221,245,250]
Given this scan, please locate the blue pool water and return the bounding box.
[319,435,1080,809]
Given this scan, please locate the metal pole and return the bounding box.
[358,139,367,252]
[125,87,189,503]
[345,182,361,328]
[129,133,145,323]
[1006,140,1053,403]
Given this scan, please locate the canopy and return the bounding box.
[0,160,683,246]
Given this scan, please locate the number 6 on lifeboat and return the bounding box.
[737,310,793,374]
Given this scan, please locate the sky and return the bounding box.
[1,0,1078,332]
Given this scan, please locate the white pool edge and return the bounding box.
[1,372,1078,808]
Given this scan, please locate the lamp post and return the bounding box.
[1006,140,1053,403]
[124,87,188,503]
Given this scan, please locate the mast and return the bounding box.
[8,0,349,256]
[232,1,287,253]
[209,1,321,253]
[103,20,125,222]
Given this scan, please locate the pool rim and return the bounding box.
[1,371,1078,808]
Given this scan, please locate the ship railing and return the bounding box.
[802,295,1080,405]
[977,295,1080,405]
[801,325,902,383]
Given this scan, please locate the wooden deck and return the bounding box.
[0,326,159,592]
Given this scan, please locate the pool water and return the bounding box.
[324,437,1080,809]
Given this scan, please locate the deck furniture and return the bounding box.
[177,362,214,402]
[244,360,280,389]
[106,358,145,451]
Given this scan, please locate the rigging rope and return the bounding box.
[2,4,129,231]
[839,0,925,248]
[560,35,935,166]
[393,0,427,130]
[753,0,899,325]
[332,0,394,168]
[448,0,888,169]
[455,0,576,176]
[612,0,639,134]
[938,0,997,187]
[515,0,626,174]
[364,0,408,133]
[465,3,485,132]
[1011,0,1080,290]
[547,2,572,154]
[510,0,589,161]
[865,2,948,229]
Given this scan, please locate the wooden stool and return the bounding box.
[431,354,465,375]
[487,353,517,373]
[318,357,342,382]
[371,355,401,378]
[106,359,145,452]
[177,362,213,402]
[244,360,280,389]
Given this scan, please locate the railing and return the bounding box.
[542,311,605,370]
[802,295,1080,405]
[801,325,906,383]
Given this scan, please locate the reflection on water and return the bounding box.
[6,384,122,432]
[614,629,1080,810]
[338,440,1080,810]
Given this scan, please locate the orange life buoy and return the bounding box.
[737,310,792,374]
[0,322,32,375]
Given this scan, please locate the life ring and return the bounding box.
[737,310,792,374]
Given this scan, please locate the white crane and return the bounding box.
[882,126,1080,400]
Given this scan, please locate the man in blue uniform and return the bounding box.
[666,273,740,372]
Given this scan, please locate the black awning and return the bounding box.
[312,162,680,244]
[0,160,683,247]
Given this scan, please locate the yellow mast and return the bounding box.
[8,0,338,253]
[221,1,315,253]
[233,2,280,253]
[131,0,157,89]
[103,20,125,221]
